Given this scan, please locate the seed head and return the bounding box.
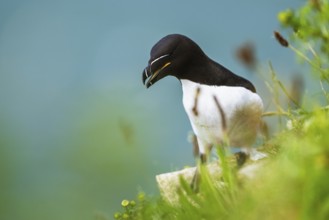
[274,31,289,47]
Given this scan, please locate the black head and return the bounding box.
[142,34,206,88]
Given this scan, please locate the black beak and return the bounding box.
[142,54,171,88]
[142,67,153,88]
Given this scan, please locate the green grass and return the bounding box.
[112,107,329,220]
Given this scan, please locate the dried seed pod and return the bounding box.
[192,87,201,116]
[235,42,257,70]
[274,31,289,47]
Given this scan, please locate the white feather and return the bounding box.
[181,79,263,154]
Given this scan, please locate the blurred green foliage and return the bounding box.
[113,107,329,219]
[278,0,329,83]
[0,120,14,219]
[0,93,158,220]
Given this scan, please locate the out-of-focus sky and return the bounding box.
[0,0,302,219]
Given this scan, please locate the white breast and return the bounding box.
[181,79,263,153]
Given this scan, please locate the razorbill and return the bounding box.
[142,34,264,165]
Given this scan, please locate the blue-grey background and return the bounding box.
[0,0,303,219]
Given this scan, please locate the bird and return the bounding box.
[142,34,264,171]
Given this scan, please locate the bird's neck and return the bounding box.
[179,59,256,92]
[179,59,228,85]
